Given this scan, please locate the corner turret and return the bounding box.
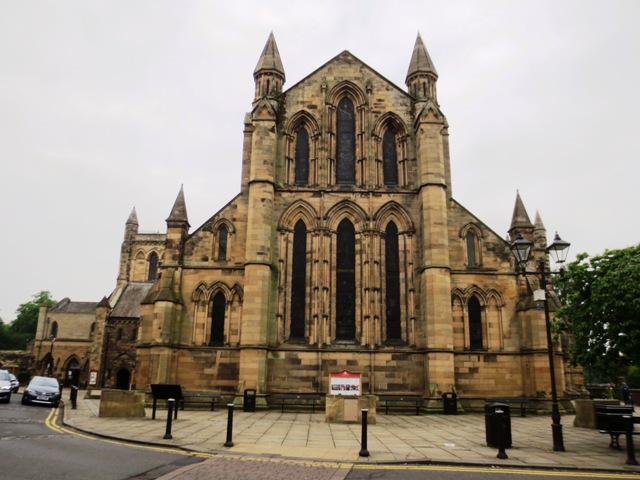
[165,186,190,265]
[508,191,534,242]
[253,32,285,102]
[406,33,438,103]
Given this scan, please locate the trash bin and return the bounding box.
[442,392,457,415]
[485,403,512,448]
[243,388,256,412]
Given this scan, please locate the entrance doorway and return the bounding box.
[116,369,130,390]
[66,358,81,387]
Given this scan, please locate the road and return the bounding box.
[0,392,203,480]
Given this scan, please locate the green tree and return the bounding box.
[7,291,56,349]
[555,245,640,382]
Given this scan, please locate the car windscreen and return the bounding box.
[31,377,59,388]
[0,371,10,380]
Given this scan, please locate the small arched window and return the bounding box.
[466,231,477,267]
[336,97,356,184]
[383,128,398,186]
[468,296,483,350]
[89,322,96,338]
[210,292,226,346]
[147,252,159,281]
[218,225,228,261]
[50,321,58,339]
[294,127,309,186]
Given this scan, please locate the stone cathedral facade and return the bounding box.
[100,33,581,406]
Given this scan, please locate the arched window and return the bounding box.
[130,327,137,342]
[383,128,398,186]
[468,296,483,350]
[147,252,158,281]
[336,98,355,184]
[89,322,96,338]
[294,127,309,186]
[210,292,226,345]
[116,328,123,341]
[385,222,401,340]
[336,219,356,340]
[466,230,477,267]
[290,220,307,339]
[218,225,228,261]
[50,321,58,339]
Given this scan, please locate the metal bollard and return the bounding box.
[624,416,638,465]
[224,403,234,447]
[496,408,508,459]
[70,385,78,409]
[359,408,370,457]
[163,398,174,439]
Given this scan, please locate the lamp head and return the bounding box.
[546,232,570,265]
[509,232,533,272]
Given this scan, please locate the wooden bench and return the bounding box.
[595,405,638,449]
[378,395,424,415]
[180,391,221,411]
[486,397,531,417]
[272,393,324,413]
[150,384,183,420]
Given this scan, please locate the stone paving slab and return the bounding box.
[61,392,640,475]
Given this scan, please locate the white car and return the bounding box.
[0,370,12,403]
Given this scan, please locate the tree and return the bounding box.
[554,244,640,382]
[6,291,56,349]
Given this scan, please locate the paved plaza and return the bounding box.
[61,392,640,478]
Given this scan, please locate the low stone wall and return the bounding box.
[325,395,376,424]
[99,389,146,418]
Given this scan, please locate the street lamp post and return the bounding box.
[48,335,56,377]
[510,232,570,452]
[101,322,114,388]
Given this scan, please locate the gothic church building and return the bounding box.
[110,33,576,405]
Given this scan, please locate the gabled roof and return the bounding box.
[110,282,153,318]
[284,50,410,99]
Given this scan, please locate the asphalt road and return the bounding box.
[0,392,203,480]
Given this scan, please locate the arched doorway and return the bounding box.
[65,358,81,387]
[116,368,130,390]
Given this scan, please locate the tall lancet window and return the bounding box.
[383,128,398,186]
[294,127,309,186]
[336,219,356,340]
[468,296,483,350]
[290,220,307,339]
[466,230,477,267]
[147,252,158,281]
[210,292,226,346]
[385,222,401,340]
[336,98,355,184]
[218,225,228,261]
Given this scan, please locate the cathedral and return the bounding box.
[36,33,582,408]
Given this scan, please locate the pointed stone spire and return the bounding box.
[126,207,138,226]
[166,185,190,227]
[533,210,549,255]
[509,191,534,240]
[253,32,285,99]
[406,33,438,101]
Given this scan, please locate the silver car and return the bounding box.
[0,370,12,403]
[9,373,19,393]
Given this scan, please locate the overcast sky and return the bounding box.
[1,1,638,322]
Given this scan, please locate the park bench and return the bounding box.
[378,395,424,415]
[486,397,531,417]
[595,405,638,449]
[272,393,324,412]
[150,384,183,420]
[180,391,221,411]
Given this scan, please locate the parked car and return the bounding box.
[9,373,19,393]
[0,370,12,403]
[21,376,61,407]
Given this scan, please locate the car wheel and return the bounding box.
[53,402,59,408]
[21,397,27,405]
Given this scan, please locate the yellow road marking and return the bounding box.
[43,409,639,478]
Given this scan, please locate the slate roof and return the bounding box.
[110,282,153,319]
[50,298,99,314]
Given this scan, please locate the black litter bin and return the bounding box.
[442,392,457,415]
[243,388,256,412]
[485,403,512,448]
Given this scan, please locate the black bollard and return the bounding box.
[163,398,174,439]
[224,403,234,447]
[70,385,78,410]
[359,408,370,457]
[624,416,638,465]
[496,408,508,459]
